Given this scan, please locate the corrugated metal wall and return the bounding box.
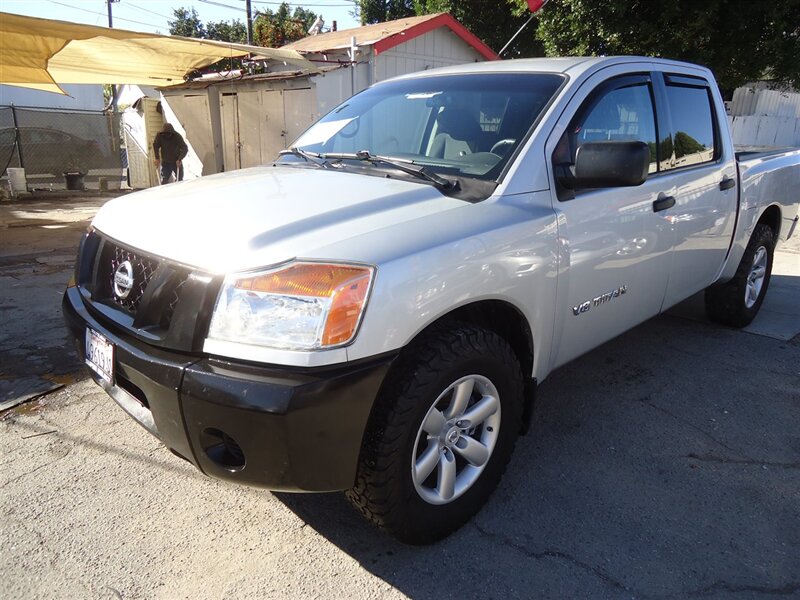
[375,28,483,81]
[729,86,800,147]
[730,87,800,118]
[729,116,800,147]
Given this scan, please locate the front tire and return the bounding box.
[705,223,775,327]
[346,324,524,544]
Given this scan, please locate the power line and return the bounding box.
[254,1,353,6]
[126,2,174,20]
[229,0,354,6]
[198,0,244,12]
[199,0,352,15]
[45,0,162,29]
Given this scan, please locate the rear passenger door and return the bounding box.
[655,73,738,309]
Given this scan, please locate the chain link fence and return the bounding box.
[1,105,125,191]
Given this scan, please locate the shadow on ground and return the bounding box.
[276,313,800,598]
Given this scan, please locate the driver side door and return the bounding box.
[550,73,676,368]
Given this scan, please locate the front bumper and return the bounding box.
[63,285,395,491]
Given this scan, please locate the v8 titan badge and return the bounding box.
[573,285,628,316]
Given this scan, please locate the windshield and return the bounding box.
[286,73,564,182]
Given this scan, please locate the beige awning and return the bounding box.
[0,12,314,95]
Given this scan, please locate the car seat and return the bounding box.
[430,108,482,159]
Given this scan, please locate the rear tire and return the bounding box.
[705,223,775,327]
[346,323,524,544]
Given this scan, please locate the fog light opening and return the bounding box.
[200,428,246,471]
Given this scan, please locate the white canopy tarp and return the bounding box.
[0,12,314,95]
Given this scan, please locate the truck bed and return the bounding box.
[735,146,797,161]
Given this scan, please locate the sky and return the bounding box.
[0,0,360,36]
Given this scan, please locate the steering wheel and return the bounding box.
[490,138,516,156]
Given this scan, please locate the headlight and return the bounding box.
[207,261,374,351]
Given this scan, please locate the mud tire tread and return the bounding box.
[705,224,775,328]
[345,323,523,544]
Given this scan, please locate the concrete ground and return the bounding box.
[0,192,120,411]
[1,194,798,599]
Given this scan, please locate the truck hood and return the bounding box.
[92,166,466,273]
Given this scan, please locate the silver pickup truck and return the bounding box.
[64,56,800,544]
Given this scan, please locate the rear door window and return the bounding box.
[663,80,717,168]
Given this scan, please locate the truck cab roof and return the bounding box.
[393,55,713,80]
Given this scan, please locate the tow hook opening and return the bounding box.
[200,428,246,471]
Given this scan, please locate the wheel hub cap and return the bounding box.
[745,246,767,309]
[411,374,501,505]
[445,427,461,446]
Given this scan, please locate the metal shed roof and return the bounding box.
[285,13,498,61]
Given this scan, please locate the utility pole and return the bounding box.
[107,0,119,112]
[245,0,253,45]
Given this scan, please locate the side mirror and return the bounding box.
[557,141,650,190]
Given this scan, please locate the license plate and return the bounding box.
[86,327,114,384]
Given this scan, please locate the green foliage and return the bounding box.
[354,1,415,24]
[168,8,247,44]
[168,7,205,38]
[418,0,543,56]
[253,3,318,47]
[168,7,261,74]
[206,19,248,43]
[674,131,707,156]
[536,0,800,91]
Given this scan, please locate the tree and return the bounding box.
[206,19,248,43]
[168,7,205,39]
[168,8,254,74]
[674,131,707,157]
[169,8,247,43]
[536,0,800,92]
[253,3,318,47]
[354,1,415,24]
[417,1,543,56]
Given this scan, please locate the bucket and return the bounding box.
[64,172,85,191]
[7,168,27,196]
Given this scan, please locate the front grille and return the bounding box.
[108,245,158,314]
[86,236,191,330]
[76,232,218,352]
[164,277,186,324]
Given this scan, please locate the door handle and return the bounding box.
[719,176,736,191]
[653,194,676,213]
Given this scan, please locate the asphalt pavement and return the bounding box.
[1,194,798,599]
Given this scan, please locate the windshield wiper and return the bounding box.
[278,147,329,168]
[320,150,455,191]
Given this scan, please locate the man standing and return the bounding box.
[153,123,188,185]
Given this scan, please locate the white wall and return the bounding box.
[729,115,800,148]
[0,84,105,110]
[730,87,800,118]
[117,84,159,107]
[307,26,489,115]
[729,85,800,147]
[313,67,361,117]
[375,28,484,81]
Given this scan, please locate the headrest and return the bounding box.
[436,109,482,142]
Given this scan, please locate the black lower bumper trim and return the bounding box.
[63,285,396,491]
